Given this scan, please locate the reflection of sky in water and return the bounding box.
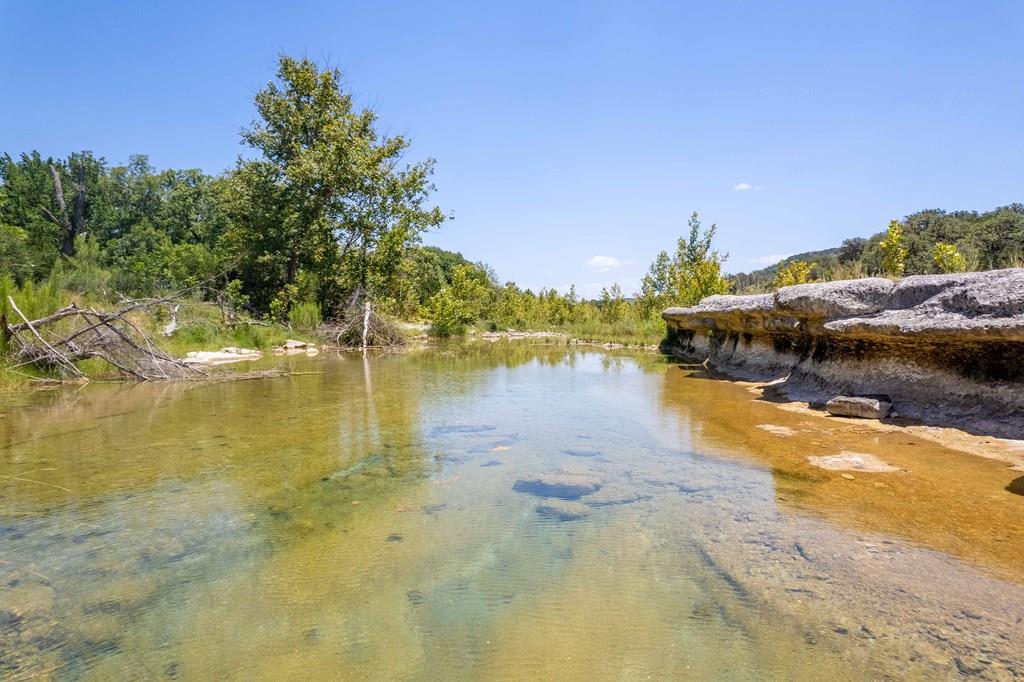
[1,345,1023,680]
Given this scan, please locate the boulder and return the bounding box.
[826,396,892,420]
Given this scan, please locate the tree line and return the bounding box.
[736,205,1024,290]
[424,212,729,336]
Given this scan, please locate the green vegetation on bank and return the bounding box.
[424,212,728,345]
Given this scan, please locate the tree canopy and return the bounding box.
[0,56,446,323]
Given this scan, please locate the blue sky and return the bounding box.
[2,1,1022,297]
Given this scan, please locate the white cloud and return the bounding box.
[733,182,765,191]
[749,253,792,266]
[586,255,623,272]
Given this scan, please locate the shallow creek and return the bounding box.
[1,343,1022,680]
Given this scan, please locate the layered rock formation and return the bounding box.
[662,269,1024,438]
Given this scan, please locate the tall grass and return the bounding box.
[288,301,322,334]
[558,316,666,346]
[0,272,62,323]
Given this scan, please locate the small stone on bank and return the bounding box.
[826,396,892,420]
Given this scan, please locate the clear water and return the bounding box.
[1,343,1023,680]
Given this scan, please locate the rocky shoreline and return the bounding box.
[662,269,1024,439]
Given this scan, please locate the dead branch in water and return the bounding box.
[3,296,206,382]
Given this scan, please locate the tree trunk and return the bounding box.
[69,162,86,253]
[362,301,371,350]
[47,163,85,258]
[286,251,299,284]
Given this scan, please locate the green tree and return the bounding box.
[598,284,628,323]
[637,249,672,317]
[224,56,444,314]
[879,220,908,277]
[668,212,731,306]
[427,264,491,336]
[638,212,730,312]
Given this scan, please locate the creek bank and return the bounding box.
[663,269,1024,439]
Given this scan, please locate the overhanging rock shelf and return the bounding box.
[662,269,1024,438]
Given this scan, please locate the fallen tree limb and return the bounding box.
[3,295,205,382]
[7,297,85,378]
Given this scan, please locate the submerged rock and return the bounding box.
[808,452,901,473]
[513,472,602,500]
[825,396,892,420]
[756,424,797,437]
[583,483,652,507]
[1,582,55,621]
[663,269,1024,438]
[535,500,591,521]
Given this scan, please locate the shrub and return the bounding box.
[880,220,908,277]
[775,260,813,288]
[288,300,322,333]
[427,264,491,337]
[932,242,967,273]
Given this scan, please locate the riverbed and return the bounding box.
[1,343,1022,680]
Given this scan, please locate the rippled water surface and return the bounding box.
[2,343,1023,680]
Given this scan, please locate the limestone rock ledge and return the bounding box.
[662,269,1024,438]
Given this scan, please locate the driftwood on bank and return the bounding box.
[3,297,205,382]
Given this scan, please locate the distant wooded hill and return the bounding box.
[731,204,1024,289]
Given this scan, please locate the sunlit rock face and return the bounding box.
[662,269,1024,438]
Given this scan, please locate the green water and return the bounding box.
[1,343,1023,680]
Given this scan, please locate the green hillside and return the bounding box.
[731,204,1024,290]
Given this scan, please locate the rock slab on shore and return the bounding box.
[662,269,1024,438]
